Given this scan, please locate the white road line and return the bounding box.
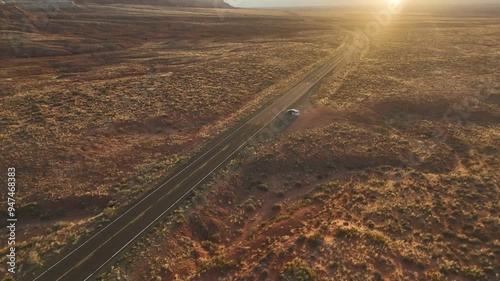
[60,145,237,279]
[73,254,91,270]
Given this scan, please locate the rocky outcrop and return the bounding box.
[1,0,79,10]
[74,0,232,8]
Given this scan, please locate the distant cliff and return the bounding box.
[74,0,232,8]
[1,0,79,10]
[0,0,232,10]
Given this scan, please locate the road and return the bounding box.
[29,36,358,281]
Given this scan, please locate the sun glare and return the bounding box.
[389,0,402,6]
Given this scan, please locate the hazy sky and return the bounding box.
[229,0,381,7]
[228,0,495,8]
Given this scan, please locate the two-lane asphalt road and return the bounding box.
[29,37,358,281]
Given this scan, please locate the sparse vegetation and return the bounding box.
[0,4,345,278]
[98,7,499,281]
[280,258,315,281]
[1,3,498,281]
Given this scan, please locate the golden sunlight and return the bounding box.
[389,0,402,5]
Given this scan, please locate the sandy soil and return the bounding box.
[98,6,499,281]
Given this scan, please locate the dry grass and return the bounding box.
[99,8,499,281]
[0,4,348,278]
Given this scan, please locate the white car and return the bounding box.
[287,109,300,117]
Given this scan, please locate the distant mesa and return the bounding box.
[74,0,232,8]
[0,0,232,10]
[0,0,80,10]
